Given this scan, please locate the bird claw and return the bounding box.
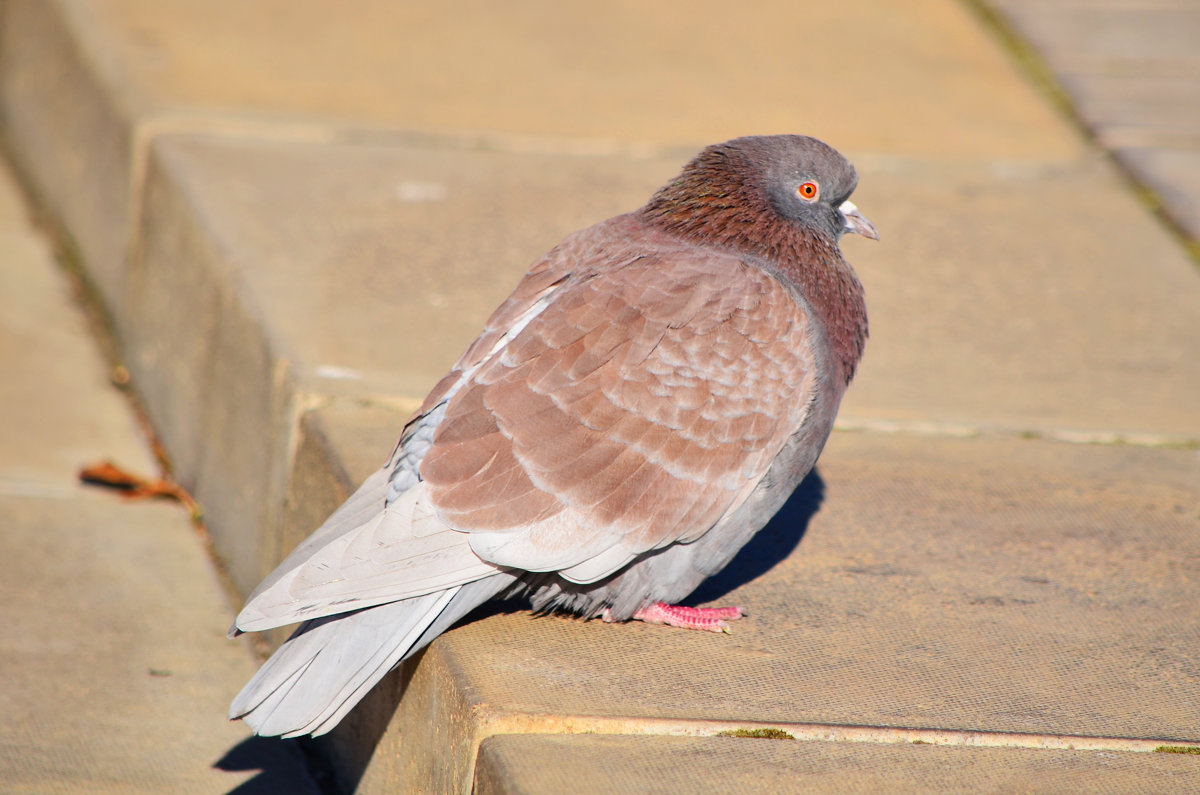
[604,602,747,634]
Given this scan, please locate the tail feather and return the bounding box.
[230,466,394,636]
[233,590,455,737]
[236,656,318,734]
[305,573,518,736]
[230,573,517,737]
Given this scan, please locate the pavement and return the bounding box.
[0,0,1198,793]
[983,0,1200,246]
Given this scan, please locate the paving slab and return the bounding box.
[0,155,316,793]
[318,430,1200,790]
[842,152,1200,442]
[985,0,1200,240]
[0,496,319,795]
[473,734,1200,794]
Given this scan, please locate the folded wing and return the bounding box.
[423,250,816,583]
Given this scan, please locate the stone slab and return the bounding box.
[437,433,1200,738]
[122,136,301,594]
[986,1,1200,95]
[134,135,675,395]
[474,733,1200,794]
[842,152,1200,441]
[16,0,1079,158]
[125,127,1200,606]
[138,134,1200,493]
[1061,73,1200,139]
[0,496,318,795]
[330,431,1199,789]
[985,0,1200,244]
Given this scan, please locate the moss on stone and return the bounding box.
[717,728,794,740]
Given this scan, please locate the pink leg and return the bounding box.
[604,602,747,634]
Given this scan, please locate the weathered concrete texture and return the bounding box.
[843,152,1200,440]
[446,434,1200,738]
[0,155,317,794]
[473,734,1200,795]
[0,496,316,795]
[134,135,677,398]
[985,0,1200,239]
[126,136,301,593]
[327,432,1200,790]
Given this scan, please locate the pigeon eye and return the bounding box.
[797,181,819,202]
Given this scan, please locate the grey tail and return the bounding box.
[229,574,516,737]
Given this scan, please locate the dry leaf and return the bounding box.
[79,460,203,521]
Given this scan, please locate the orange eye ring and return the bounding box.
[797,181,819,202]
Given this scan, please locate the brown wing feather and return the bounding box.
[420,249,815,571]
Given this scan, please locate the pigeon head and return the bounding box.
[756,136,879,243]
[640,135,878,255]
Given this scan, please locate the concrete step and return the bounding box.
[344,430,1200,790]
[473,734,1200,795]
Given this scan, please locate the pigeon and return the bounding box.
[229,135,876,737]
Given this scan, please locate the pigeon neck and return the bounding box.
[638,195,868,385]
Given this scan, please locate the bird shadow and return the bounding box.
[686,465,825,605]
[214,734,334,794]
[459,466,825,619]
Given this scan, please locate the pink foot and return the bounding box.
[605,602,747,634]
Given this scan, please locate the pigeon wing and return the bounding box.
[422,248,817,583]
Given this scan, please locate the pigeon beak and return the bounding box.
[839,200,879,240]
